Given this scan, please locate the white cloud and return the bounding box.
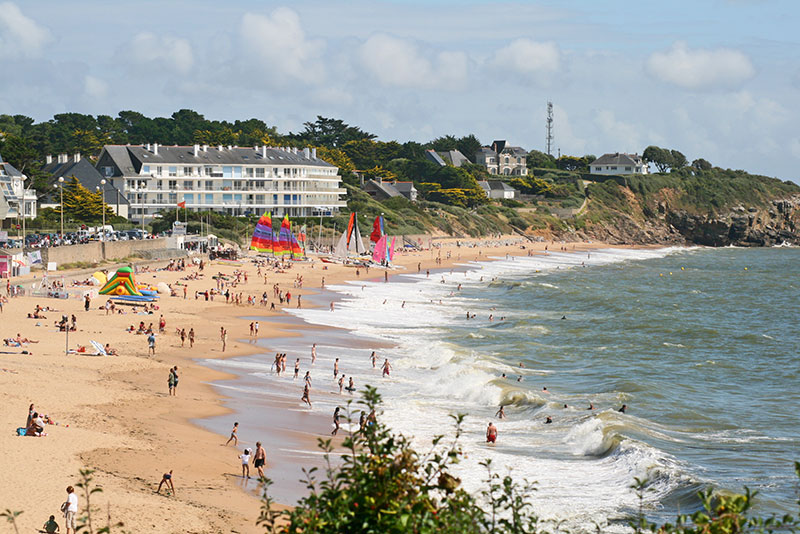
[358,34,468,89]
[594,110,641,153]
[241,8,325,84]
[491,38,560,77]
[0,2,51,58]
[789,139,800,160]
[84,75,108,99]
[126,32,194,74]
[646,41,754,90]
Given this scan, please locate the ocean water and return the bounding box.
[203,246,800,530]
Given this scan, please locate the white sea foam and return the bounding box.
[281,247,696,529]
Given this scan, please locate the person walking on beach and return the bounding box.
[84,294,90,312]
[331,407,341,435]
[338,374,345,394]
[172,366,179,395]
[333,358,339,378]
[221,328,227,352]
[168,368,175,395]
[486,422,498,444]
[254,321,259,337]
[301,383,312,408]
[249,322,254,336]
[294,358,300,379]
[226,422,239,446]
[180,328,186,347]
[311,343,317,364]
[156,470,175,495]
[63,485,77,534]
[253,442,266,478]
[369,351,377,368]
[147,332,156,356]
[382,358,392,378]
[304,371,311,387]
[240,448,251,478]
[188,328,195,348]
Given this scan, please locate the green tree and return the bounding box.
[670,149,687,170]
[293,116,375,148]
[692,158,712,171]
[57,176,114,224]
[526,150,556,169]
[556,155,587,172]
[455,135,482,163]
[643,145,673,173]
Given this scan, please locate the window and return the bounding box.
[283,194,291,204]
[223,166,233,178]
[184,181,193,190]
[157,166,163,176]
[183,167,192,176]
[256,168,265,178]
[157,180,163,189]
[625,166,632,171]
[103,166,114,177]
[184,194,194,204]
[168,193,177,203]
[168,180,177,190]
[505,157,509,164]
[223,194,232,202]
[245,168,254,178]
[255,194,265,204]
[168,166,177,177]
[205,194,213,204]
[142,165,150,174]
[205,180,213,190]
[233,167,242,178]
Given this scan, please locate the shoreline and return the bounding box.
[0,235,625,532]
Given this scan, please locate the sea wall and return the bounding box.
[39,238,172,267]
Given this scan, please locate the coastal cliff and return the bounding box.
[569,169,800,247]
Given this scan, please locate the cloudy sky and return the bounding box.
[1,0,799,180]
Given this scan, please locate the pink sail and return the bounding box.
[389,237,396,261]
[372,235,387,263]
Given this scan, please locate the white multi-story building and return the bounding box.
[95,143,345,222]
[0,153,38,222]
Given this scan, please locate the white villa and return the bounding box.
[0,153,38,223]
[95,144,345,222]
[590,153,648,175]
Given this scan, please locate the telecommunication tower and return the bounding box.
[546,101,554,156]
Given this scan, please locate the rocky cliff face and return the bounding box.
[573,196,800,247]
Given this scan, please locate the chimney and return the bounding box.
[153,143,159,155]
[58,153,68,164]
[303,147,310,159]
[46,155,53,164]
[218,145,223,151]
[311,148,317,159]
[261,146,267,158]
[193,144,199,157]
[202,144,208,152]
[227,145,232,151]
[293,147,298,155]
[74,153,81,162]
[146,143,151,151]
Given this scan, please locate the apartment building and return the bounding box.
[95,143,345,222]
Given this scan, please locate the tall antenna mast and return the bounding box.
[546,101,554,156]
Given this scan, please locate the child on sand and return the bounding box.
[156,470,175,495]
[43,514,59,533]
[240,448,251,478]
[226,422,239,446]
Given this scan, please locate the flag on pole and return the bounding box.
[177,201,186,208]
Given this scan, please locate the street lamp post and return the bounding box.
[96,179,107,241]
[57,177,65,237]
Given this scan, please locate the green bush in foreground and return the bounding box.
[258,387,800,534]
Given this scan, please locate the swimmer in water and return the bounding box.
[486,422,498,443]
[588,403,594,410]
[495,406,506,419]
[618,404,627,413]
[545,416,553,424]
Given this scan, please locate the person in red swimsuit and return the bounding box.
[486,422,498,443]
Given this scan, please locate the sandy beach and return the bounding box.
[0,234,613,533]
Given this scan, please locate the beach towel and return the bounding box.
[16,427,27,436]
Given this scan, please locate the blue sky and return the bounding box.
[1,0,799,179]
